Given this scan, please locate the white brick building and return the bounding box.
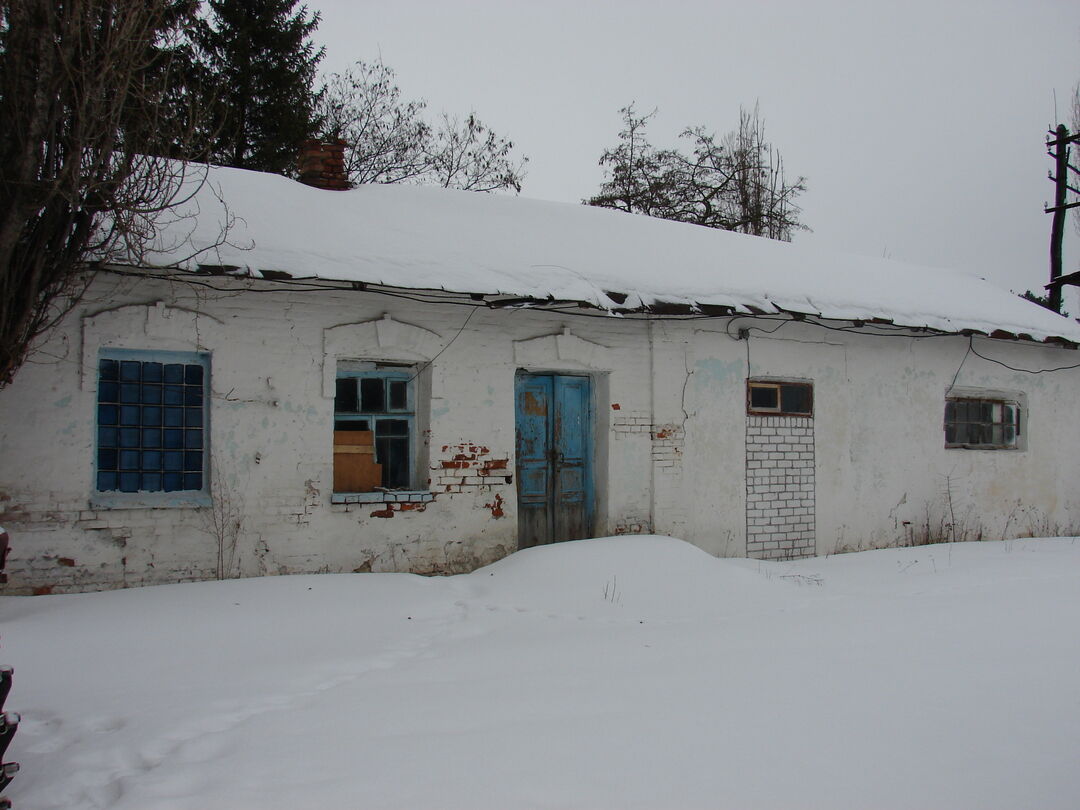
[2,159,1080,593]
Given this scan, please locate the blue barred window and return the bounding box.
[96,351,209,494]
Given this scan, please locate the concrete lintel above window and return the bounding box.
[513,328,613,371]
[322,316,442,398]
[81,302,221,392]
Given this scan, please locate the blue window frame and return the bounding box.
[96,350,209,494]
[334,365,414,490]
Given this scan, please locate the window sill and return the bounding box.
[945,444,1021,451]
[91,492,212,509]
[331,491,435,505]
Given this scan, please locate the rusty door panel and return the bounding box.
[515,374,552,549]
[515,372,592,548]
[553,375,590,542]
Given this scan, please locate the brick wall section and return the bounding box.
[745,415,815,560]
[431,443,512,494]
[650,423,683,473]
[612,412,684,474]
[612,411,651,435]
[613,517,652,535]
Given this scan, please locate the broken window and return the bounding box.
[96,350,209,494]
[334,364,416,491]
[747,381,813,416]
[945,398,1020,449]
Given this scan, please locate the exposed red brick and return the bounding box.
[33,585,53,596]
[484,493,505,518]
[370,508,395,519]
[484,459,509,470]
[57,557,76,567]
[611,403,621,410]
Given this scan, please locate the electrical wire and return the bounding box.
[408,306,479,383]
[99,266,1080,376]
[967,340,1080,374]
[947,336,974,392]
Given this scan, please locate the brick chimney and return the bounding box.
[297,139,350,190]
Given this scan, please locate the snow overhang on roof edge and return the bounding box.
[97,163,1080,347]
[98,262,1080,349]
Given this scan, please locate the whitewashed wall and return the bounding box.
[1,271,1079,594]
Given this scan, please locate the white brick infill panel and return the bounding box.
[745,414,815,559]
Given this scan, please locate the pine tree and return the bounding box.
[195,0,324,174]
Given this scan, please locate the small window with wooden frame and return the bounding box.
[944,397,1020,450]
[747,380,813,416]
[334,362,416,492]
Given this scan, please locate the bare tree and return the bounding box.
[318,61,432,185]
[0,0,204,387]
[426,113,525,192]
[587,103,807,241]
[316,60,526,192]
[721,105,807,239]
[584,104,670,216]
[199,458,244,580]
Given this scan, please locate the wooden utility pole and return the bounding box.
[1046,125,1080,313]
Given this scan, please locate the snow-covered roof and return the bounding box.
[134,164,1080,343]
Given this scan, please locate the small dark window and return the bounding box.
[780,384,812,415]
[747,381,813,416]
[359,377,384,412]
[388,379,408,410]
[334,419,371,432]
[945,398,1019,449]
[749,385,779,410]
[334,378,358,413]
[376,418,411,488]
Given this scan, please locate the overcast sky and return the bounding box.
[311,0,1080,307]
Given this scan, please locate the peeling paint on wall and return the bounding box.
[483,493,505,518]
[614,518,652,535]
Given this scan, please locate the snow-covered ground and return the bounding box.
[3,535,1078,809]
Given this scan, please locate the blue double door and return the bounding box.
[515,373,593,549]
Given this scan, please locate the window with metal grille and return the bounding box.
[334,365,415,491]
[96,351,208,493]
[747,380,813,416]
[945,398,1019,449]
